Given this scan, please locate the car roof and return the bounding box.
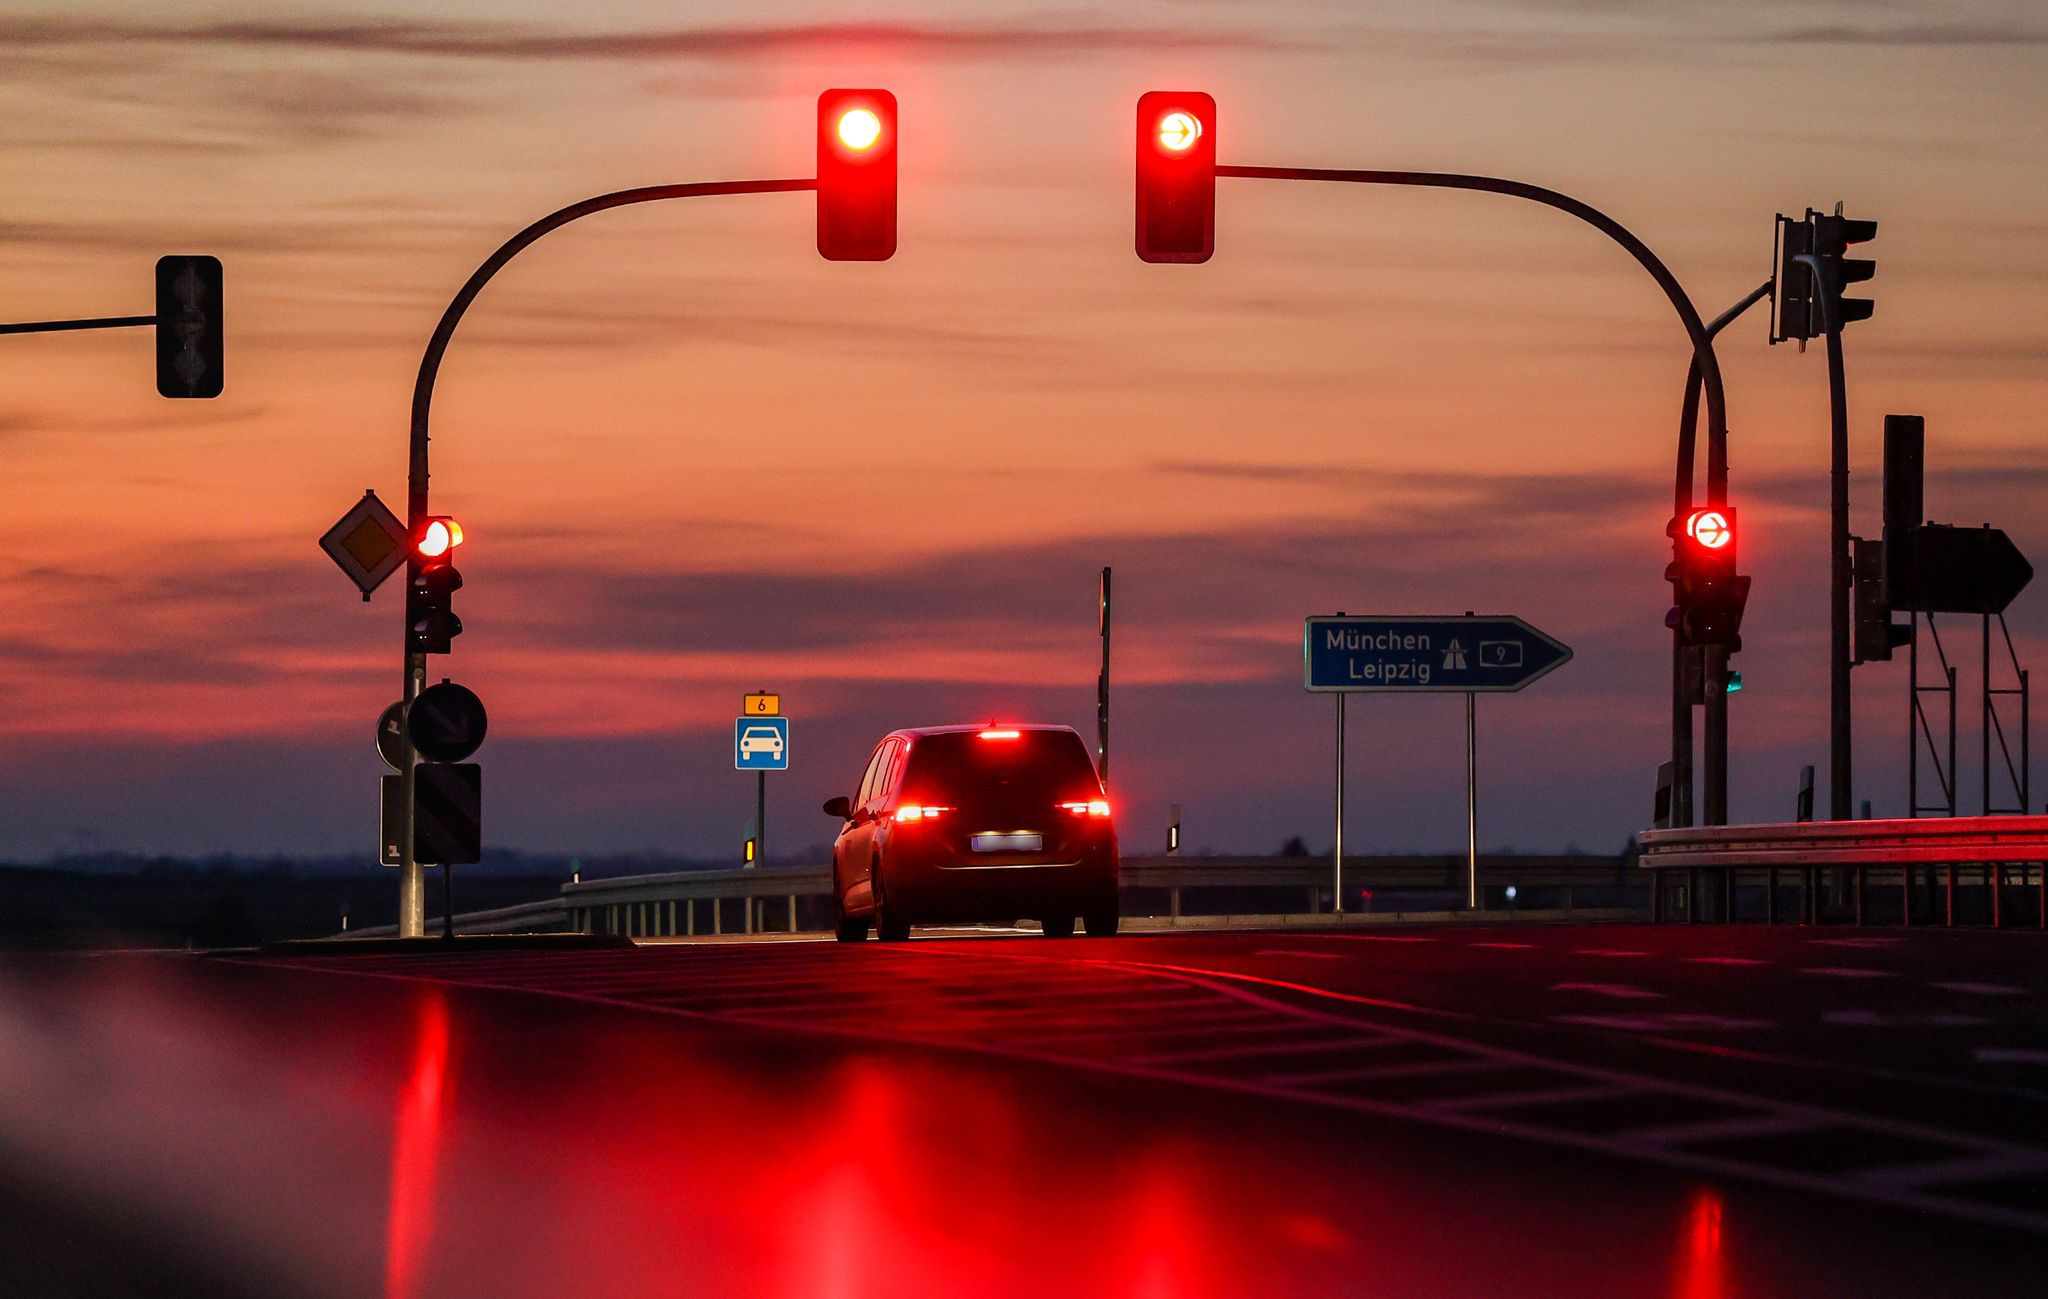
[884,723,1081,741]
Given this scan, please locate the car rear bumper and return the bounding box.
[885,845,1118,923]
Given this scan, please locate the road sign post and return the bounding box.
[1305,614,1573,911]
[735,701,789,868]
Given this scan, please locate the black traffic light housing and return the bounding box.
[817,89,897,262]
[155,255,223,398]
[1135,91,1216,264]
[1852,537,1911,664]
[1665,507,1751,652]
[1771,207,1876,343]
[407,517,464,655]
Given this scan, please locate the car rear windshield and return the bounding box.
[899,730,1100,804]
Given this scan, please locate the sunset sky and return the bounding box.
[3,1,2045,862]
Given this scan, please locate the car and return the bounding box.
[823,724,1120,942]
[738,726,785,759]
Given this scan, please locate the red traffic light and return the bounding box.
[1136,91,1216,264]
[1685,508,1732,551]
[416,516,464,559]
[817,89,897,262]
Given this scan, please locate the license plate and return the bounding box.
[971,832,1043,853]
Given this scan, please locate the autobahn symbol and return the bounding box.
[1304,614,1573,693]
[735,716,790,771]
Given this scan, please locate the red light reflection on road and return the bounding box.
[1674,1187,1727,1299]
[386,991,451,1299]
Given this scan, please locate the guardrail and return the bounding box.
[1638,817,2048,927]
[344,854,1648,941]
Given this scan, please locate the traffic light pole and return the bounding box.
[1672,282,1773,827]
[1216,166,1736,823]
[1098,566,1113,785]
[1796,253,1854,820]
[395,178,816,937]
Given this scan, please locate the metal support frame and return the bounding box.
[1910,613,1960,819]
[392,178,815,936]
[1983,611,2031,816]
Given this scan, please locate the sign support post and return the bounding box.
[1466,691,1479,911]
[1334,691,1347,913]
[755,769,767,869]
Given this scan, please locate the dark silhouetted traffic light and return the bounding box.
[1852,537,1910,664]
[1772,207,1875,343]
[155,255,222,398]
[1666,506,1752,651]
[1813,209,1877,327]
[817,89,896,261]
[1135,91,1216,264]
[408,516,464,654]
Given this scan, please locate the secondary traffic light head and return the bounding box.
[408,516,464,655]
[154,255,223,398]
[817,89,896,261]
[1135,91,1216,264]
[1812,210,1877,327]
[1666,507,1751,651]
[1771,208,1876,342]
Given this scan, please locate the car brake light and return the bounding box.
[1058,800,1113,818]
[978,729,1021,740]
[894,804,952,823]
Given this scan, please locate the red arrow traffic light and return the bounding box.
[817,89,897,262]
[1135,92,1216,264]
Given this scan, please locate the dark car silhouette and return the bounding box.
[823,724,1119,942]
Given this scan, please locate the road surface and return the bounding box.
[2,922,2045,1297]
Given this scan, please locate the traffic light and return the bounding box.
[1852,537,1910,664]
[1665,507,1752,651]
[407,516,464,655]
[154,254,222,398]
[1135,91,1216,264]
[1812,209,1877,328]
[1771,207,1875,343]
[817,89,896,261]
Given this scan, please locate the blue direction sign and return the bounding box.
[734,716,790,771]
[1304,615,1572,693]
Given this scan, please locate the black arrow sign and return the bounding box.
[1895,524,2033,615]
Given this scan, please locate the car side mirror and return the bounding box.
[822,796,851,819]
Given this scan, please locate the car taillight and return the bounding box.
[894,804,952,823]
[978,728,1021,740]
[1058,800,1113,818]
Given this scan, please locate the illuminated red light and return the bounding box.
[978,729,1021,740]
[1058,800,1113,818]
[416,517,463,558]
[1156,111,1202,153]
[837,107,882,151]
[894,804,951,822]
[1686,509,1732,550]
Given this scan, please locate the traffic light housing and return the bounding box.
[1135,91,1216,264]
[817,89,896,261]
[407,516,464,655]
[1852,537,1911,664]
[1771,208,1875,343]
[1665,507,1752,651]
[155,254,223,398]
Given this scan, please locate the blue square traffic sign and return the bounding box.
[734,716,790,771]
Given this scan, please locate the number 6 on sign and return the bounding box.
[744,693,781,716]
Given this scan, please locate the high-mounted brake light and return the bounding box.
[978,729,1021,740]
[894,804,952,823]
[1058,800,1113,818]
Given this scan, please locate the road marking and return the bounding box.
[1627,1114,1822,1146]
[1573,949,1649,958]
[1134,1035,1396,1066]
[1267,1058,1504,1088]
[1553,1013,1771,1032]
[1811,937,1901,948]
[1686,956,1771,967]
[1469,941,1534,949]
[1859,1151,2048,1190]
[1253,949,1347,959]
[1930,982,2029,997]
[1822,1011,1988,1027]
[1800,967,1896,979]
[1975,1048,2048,1066]
[1551,982,1662,999]
[1427,1082,1641,1113]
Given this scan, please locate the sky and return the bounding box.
[2,0,2046,863]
